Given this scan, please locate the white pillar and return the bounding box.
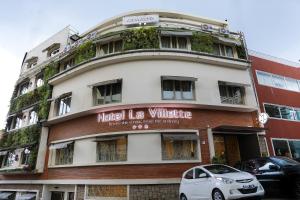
[207,128,215,160]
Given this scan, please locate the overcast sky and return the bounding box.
[0,0,300,128]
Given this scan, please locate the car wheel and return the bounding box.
[212,189,225,200]
[180,194,188,200]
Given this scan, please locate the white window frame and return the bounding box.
[160,35,190,50]
[256,70,300,92]
[263,102,300,122]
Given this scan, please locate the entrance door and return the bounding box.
[225,135,241,166]
[213,135,241,166]
[51,191,64,200]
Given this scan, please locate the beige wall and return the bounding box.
[49,59,257,119]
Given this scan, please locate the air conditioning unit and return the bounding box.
[219,28,230,35]
[201,24,213,32]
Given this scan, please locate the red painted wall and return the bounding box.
[250,55,300,155]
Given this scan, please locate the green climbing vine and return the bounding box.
[191,32,214,53]
[74,41,96,64]
[122,27,160,50]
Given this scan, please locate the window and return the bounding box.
[162,133,198,160]
[256,70,300,92]
[256,71,273,86]
[162,79,195,100]
[273,140,290,157]
[272,139,300,159]
[50,48,59,57]
[289,141,300,159]
[213,44,234,58]
[264,103,299,121]
[219,83,245,104]
[264,104,281,118]
[272,75,286,89]
[29,110,38,124]
[57,94,71,116]
[94,81,122,105]
[285,77,299,91]
[36,74,44,87]
[51,192,65,200]
[28,62,37,69]
[161,36,188,49]
[279,106,295,120]
[195,168,208,178]
[100,40,123,55]
[55,143,74,165]
[184,169,194,179]
[12,115,24,129]
[96,136,127,162]
[62,58,75,71]
[19,82,29,95]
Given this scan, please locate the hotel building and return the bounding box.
[0,10,266,200]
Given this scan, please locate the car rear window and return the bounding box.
[204,165,239,174]
[271,157,299,166]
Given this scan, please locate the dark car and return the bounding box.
[239,156,300,198]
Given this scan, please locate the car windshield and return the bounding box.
[271,157,299,166]
[204,165,239,174]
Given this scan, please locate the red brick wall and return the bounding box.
[0,107,256,180]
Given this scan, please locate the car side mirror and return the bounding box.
[269,164,279,170]
[198,173,209,178]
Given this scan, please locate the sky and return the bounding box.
[0,0,300,128]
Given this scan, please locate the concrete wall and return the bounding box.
[20,27,70,75]
[49,59,257,118]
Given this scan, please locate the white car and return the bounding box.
[179,164,264,200]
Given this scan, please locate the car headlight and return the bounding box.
[216,177,234,184]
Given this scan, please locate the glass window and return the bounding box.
[213,44,220,56]
[294,109,300,121]
[204,165,239,174]
[289,141,300,159]
[96,136,127,162]
[184,169,194,179]
[63,58,75,71]
[256,71,273,86]
[264,104,281,118]
[36,77,44,87]
[13,115,23,129]
[161,36,171,48]
[219,83,245,104]
[29,110,38,124]
[162,79,195,100]
[100,40,123,55]
[50,49,59,57]
[57,95,71,116]
[285,78,299,91]
[178,37,187,49]
[272,75,286,89]
[161,36,188,49]
[20,82,29,95]
[225,46,234,57]
[55,143,74,165]
[195,168,208,179]
[162,134,198,160]
[94,81,122,105]
[279,106,295,120]
[273,140,290,157]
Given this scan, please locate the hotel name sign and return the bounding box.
[122,15,159,26]
[97,108,192,130]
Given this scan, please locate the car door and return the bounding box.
[181,169,195,199]
[191,168,213,200]
[254,158,284,196]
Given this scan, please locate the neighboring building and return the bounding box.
[0,10,266,200]
[250,51,300,159]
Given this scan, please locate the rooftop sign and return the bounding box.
[122,15,159,26]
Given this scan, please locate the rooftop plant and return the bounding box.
[122,27,160,50]
[74,41,96,65]
[191,32,214,53]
